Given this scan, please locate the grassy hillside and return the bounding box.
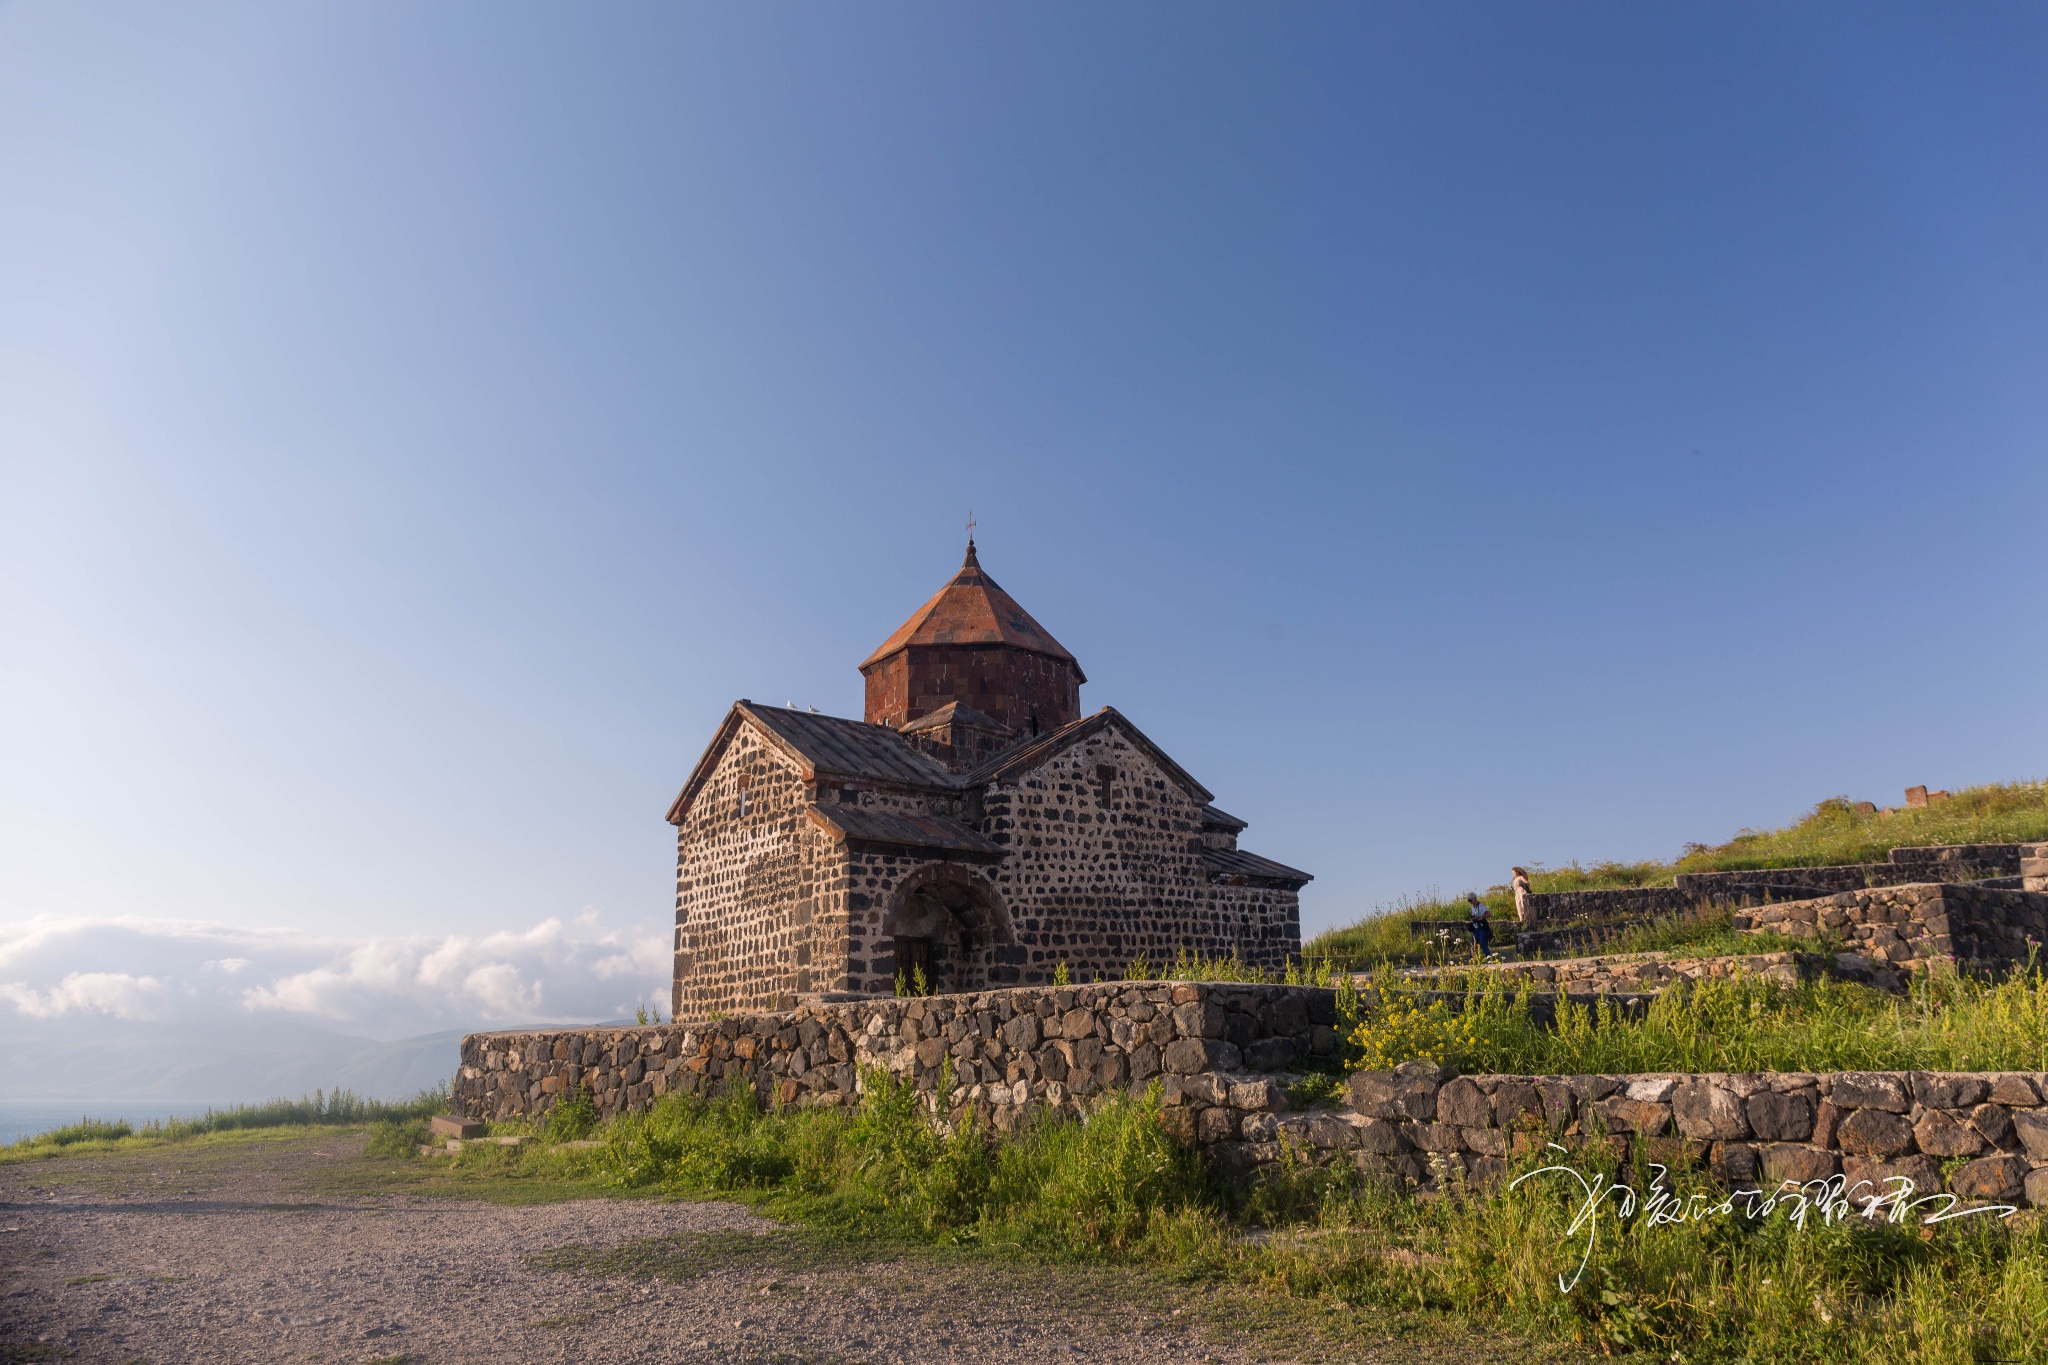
[1307,778,2048,964]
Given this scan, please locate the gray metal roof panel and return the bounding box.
[1202,846,1313,889]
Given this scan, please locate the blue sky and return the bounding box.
[2,3,2045,1042]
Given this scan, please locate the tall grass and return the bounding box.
[1301,891,1489,968]
[1349,964,2048,1075]
[589,1071,1214,1254]
[4,1086,452,1157]
[456,1068,2048,1362]
[1309,780,2048,951]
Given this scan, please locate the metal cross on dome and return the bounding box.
[966,510,977,545]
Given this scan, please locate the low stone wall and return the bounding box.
[456,981,1343,1129]
[2021,843,2048,894]
[1226,1063,2048,1207]
[1519,887,1695,927]
[1889,843,2028,874]
[457,987,2048,1207]
[1734,882,2048,975]
[1410,949,1899,996]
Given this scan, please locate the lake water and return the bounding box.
[0,1099,237,1147]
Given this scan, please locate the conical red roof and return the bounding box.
[860,543,1082,678]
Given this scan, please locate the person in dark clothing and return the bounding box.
[1465,891,1493,957]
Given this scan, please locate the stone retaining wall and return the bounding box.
[1518,887,1695,927]
[1407,949,1900,996]
[1734,882,2048,975]
[1220,1063,2048,1208]
[456,981,1343,1129]
[457,983,2048,1207]
[2021,842,2048,894]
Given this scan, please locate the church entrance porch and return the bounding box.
[880,864,1015,995]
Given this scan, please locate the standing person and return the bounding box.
[1512,867,1535,927]
[1465,891,1493,957]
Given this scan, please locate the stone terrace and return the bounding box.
[1399,947,1907,996]
[1735,881,2048,976]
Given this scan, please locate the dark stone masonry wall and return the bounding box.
[976,731,1299,984]
[460,982,1343,1132]
[1518,844,2032,940]
[1309,1063,2048,1208]
[460,980,2048,1206]
[672,725,843,1019]
[1735,882,2048,975]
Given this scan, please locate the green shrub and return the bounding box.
[546,1087,599,1142]
[36,1118,132,1147]
[363,1118,430,1158]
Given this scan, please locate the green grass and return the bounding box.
[1349,961,2048,1075]
[1533,779,2048,892]
[406,1067,2048,1362]
[1302,891,1489,968]
[1,1086,453,1162]
[1307,779,2048,960]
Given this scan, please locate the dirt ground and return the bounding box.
[0,1131,1528,1365]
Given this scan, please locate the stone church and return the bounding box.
[666,543,1310,1020]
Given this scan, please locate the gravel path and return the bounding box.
[0,1133,1304,1364]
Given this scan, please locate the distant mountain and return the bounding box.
[0,1015,463,1105]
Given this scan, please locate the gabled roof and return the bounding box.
[859,542,1084,678]
[806,804,1006,860]
[900,700,1013,736]
[1200,804,1248,833]
[963,706,1214,805]
[1202,846,1314,890]
[666,701,958,824]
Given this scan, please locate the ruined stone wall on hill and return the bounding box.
[1735,882,2048,975]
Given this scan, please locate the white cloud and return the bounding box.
[0,910,668,1040]
[0,970,177,1020]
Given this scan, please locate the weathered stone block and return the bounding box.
[1761,1143,1838,1186]
[1948,1155,2027,1204]
[1242,1037,1300,1071]
[1990,1074,2041,1107]
[1745,1091,1814,1143]
[2010,1108,2048,1161]
[1461,1126,1510,1156]
[1671,1082,1749,1141]
[1971,1102,2014,1149]
[1353,1117,1411,1154]
[1172,1000,1227,1040]
[1636,1136,1707,1169]
[1596,1098,1671,1135]
[1838,1108,1915,1157]
[1831,1073,1910,1112]
[1163,1038,1236,1074]
[1915,1073,1989,1110]
[1410,1122,1463,1153]
[1437,1078,1490,1128]
[1843,1153,1941,1196]
[1308,1114,1362,1149]
[1240,1111,1281,1143]
[1196,1106,1238,1143]
[1913,1110,1985,1158]
[1710,1141,1760,1185]
[1228,1078,1285,1111]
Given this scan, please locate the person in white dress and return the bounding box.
[1512,867,1535,927]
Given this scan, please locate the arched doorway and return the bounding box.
[882,864,1014,994]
